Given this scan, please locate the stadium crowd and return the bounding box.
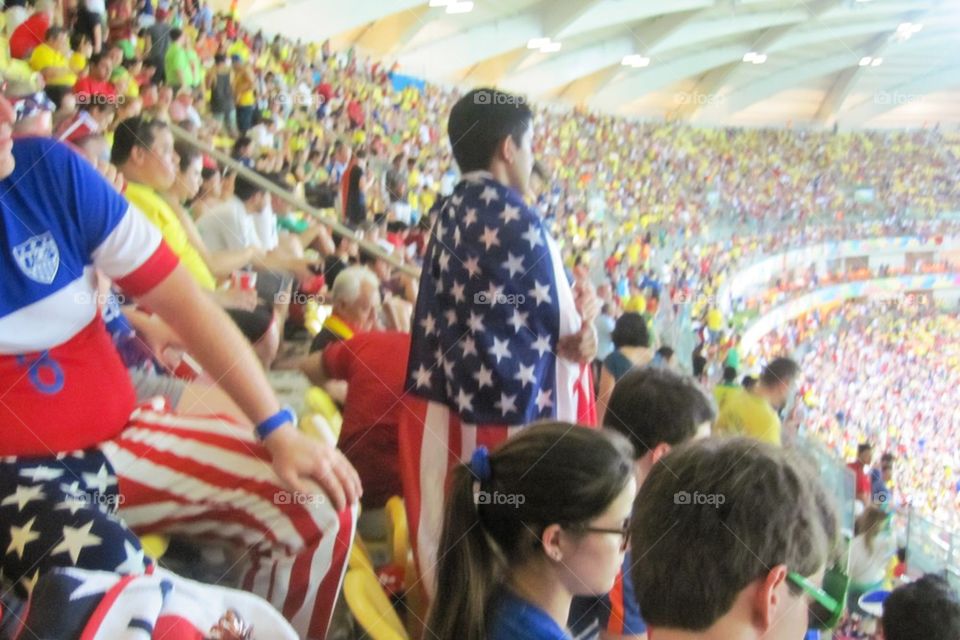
[2,0,960,637]
[758,301,960,530]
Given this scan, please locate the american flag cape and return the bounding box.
[10,565,298,639]
[401,171,596,595]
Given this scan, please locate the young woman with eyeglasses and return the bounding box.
[426,422,637,640]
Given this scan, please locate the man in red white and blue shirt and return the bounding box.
[0,93,360,639]
[402,88,599,594]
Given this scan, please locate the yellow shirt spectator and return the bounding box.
[29,43,76,86]
[707,307,724,332]
[713,383,739,412]
[714,388,781,445]
[69,51,87,74]
[125,182,217,291]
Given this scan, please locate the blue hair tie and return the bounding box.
[470,446,492,484]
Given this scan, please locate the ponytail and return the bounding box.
[425,463,500,640]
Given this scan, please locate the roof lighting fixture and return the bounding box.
[446,1,473,14]
[622,54,651,67]
[527,37,561,53]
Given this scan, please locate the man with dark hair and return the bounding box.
[692,353,708,383]
[631,438,839,638]
[569,366,715,639]
[715,356,799,445]
[882,574,960,640]
[653,345,674,367]
[208,52,236,136]
[114,116,280,366]
[28,26,76,90]
[343,146,369,226]
[402,87,599,593]
[197,173,319,282]
[164,27,191,90]
[73,51,117,99]
[848,442,874,505]
[714,365,739,410]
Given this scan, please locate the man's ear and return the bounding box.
[649,442,672,466]
[128,144,147,167]
[498,135,516,166]
[753,564,789,630]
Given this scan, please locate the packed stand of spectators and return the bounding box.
[751,300,960,535]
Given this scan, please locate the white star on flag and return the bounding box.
[420,313,437,336]
[438,251,452,273]
[529,280,552,306]
[52,521,102,565]
[461,336,478,358]
[56,496,90,516]
[464,256,481,279]
[474,365,494,389]
[1,485,46,512]
[507,308,528,333]
[413,364,432,388]
[19,466,64,482]
[82,464,117,495]
[515,363,537,388]
[113,539,146,575]
[479,186,499,205]
[536,389,554,412]
[463,208,478,227]
[7,517,40,560]
[456,389,474,413]
[480,226,500,251]
[496,393,518,416]
[522,224,544,249]
[501,252,525,277]
[20,570,39,596]
[467,311,485,334]
[483,282,504,306]
[532,334,552,357]
[490,336,512,363]
[451,280,466,303]
[499,204,521,224]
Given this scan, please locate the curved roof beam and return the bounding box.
[243,0,425,42]
[837,63,960,125]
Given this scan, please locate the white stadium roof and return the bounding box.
[239,0,960,128]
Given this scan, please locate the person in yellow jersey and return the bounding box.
[28,26,77,89]
[112,116,280,366]
[712,365,740,411]
[714,357,800,446]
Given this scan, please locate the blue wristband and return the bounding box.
[256,406,296,441]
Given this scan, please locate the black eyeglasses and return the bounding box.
[574,524,631,551]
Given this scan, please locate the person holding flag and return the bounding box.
[402,87,599,594]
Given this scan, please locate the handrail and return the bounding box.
[168,122,421,279]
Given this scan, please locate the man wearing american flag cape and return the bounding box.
[401,87,600,594]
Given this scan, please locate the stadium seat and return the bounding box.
[300,386,343,444]
[385,496,409,569]
[349,536,376,574]
[343,567,410,640]
[140,533,170,560]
